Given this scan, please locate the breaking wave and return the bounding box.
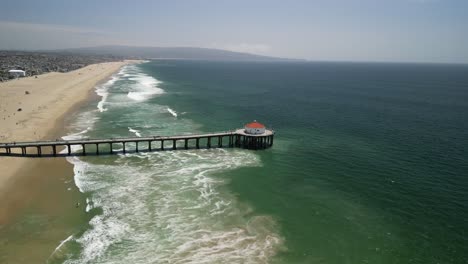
[167,107,178,117]
[57,62,283,263]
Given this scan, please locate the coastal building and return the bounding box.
[8,69,26,78]
[0,51,125,81]
[244,120,266,135]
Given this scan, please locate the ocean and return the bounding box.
[50,60,468,263]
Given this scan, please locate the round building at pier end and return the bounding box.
[244,120,266,135]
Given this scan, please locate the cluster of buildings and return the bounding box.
[0,51,126,81]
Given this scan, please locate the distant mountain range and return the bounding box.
[53,46,300,61]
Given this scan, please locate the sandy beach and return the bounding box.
[0,61,135,263]
[0,61,133,190]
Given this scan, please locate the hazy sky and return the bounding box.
[0,0,467,63]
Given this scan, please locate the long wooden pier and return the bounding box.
[0,129,274,157]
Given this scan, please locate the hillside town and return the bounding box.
[0,51,126,81]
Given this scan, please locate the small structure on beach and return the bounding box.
[8,70,26,78]
[244,120,266,135]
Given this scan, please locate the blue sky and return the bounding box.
[0,0,467,63]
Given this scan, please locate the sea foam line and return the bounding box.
[96,74,120,112]
[128,127,142,137]
[60,62,283,263]
[47,234,74,262]
[63,150,282,264]
[126,67,164,102]
[167,107,178,117]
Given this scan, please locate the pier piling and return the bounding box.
[0,129,274,157]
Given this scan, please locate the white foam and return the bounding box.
[96,74,120,112]
[48,234,74,261]
[117,67,128,76]
[126,72,164,102]
[60,115,95,154]
[64,150,282,263]
[167,107,178,117]
[61,62,282,263]
[85,198,93,212]
[128,127,142,137]
[68,156,90,193]
[96,88,108,112]
[62,125,91,139]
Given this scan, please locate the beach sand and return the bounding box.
[0,61,132,190]
[0,61,135,263]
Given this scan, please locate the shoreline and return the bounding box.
[0,60,141,263]
[0,60,140,191]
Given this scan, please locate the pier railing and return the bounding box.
[0,129,274,157]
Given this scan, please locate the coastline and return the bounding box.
[0,60,140,263]
[0,60,140,190]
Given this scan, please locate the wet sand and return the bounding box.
[0,61,138,263]
[0,158,86,263]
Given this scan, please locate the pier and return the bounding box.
[0,129,274,157]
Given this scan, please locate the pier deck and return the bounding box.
[0,129,274,157]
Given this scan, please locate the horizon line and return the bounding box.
[1,46,467,66]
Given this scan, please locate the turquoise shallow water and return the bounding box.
[53,61,468,263]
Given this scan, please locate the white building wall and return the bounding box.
[245,127,265,135]
[8,70,26,77]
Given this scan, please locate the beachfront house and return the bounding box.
[8,70,26,78]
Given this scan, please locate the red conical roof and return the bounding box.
[245,121,265,128]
